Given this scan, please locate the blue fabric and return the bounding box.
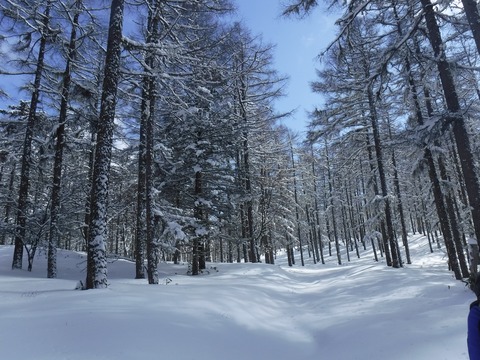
[469,301,480,360]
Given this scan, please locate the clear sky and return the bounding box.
[233,0,338,135]
[1,1,338,136]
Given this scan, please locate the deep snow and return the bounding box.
[0,234,473,359]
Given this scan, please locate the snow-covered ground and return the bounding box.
[0,234,473,359]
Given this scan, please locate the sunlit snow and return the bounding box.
[0,234,472,359]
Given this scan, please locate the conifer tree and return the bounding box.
[85,0,124,289]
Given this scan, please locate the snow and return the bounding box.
[0,234,472,359]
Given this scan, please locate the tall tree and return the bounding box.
[420,0,480,247]
[9,1,52,270]
[47,0,82,279]
[461,0,480,57]
[285,0,480,250]
[85,0,124,289]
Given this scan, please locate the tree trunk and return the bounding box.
[48,0,81,279]
[191,170,203,276]
[145,0,159,285]
[341,204,350,262]
[345,182,360,259]
[236,48,256,263]
[311,146,325,264]
[290,140,305,266]
[86,0,124,289]
[366,86,400,268]
[1,164,15,246]
[387,117,411,264]
[364,121,391,266]
[145,75,157,284]
[437,155,469,278]
[324,140,341,265]
[134,74,149,279]
[404,49,462,279]
[461,0,480,57]
[12,2,51,270]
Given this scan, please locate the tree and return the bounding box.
[5,1,53,270]
[47,0,82,279]
[85,0,124,289]
[284,0,480,277]
[461,0,480,57]
[308,19,402,268]
[420,0,480,249]
[227,23,288,263]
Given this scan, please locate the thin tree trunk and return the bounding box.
[364,122,391,266]
[236,48,257,263]
[145,78,157,284]
[191,171,203,276]
[145,0,159,285]
[47,0,81,279]
[12,2,51,270]
[286,242,292,267]
[437,155,469,278]
[341,204,350,262]
[324,140,341,265]
[404,47,462,279]
[345,182,360,259]
[134,75,148,279]
[310,146,324,264]
[366,86,400,268]
[290,140,305,266]
[1,164,16,245]
[386,116,411,264]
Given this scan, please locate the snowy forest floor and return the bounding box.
[0,234,474,360]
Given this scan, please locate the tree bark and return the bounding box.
[145,0,159,285]
[86,0,124,289]
[145,66,157,284]
[290,139,305,266]
[48,0,81,279]
[324,140,341,265]
[236,47,257,263]
[134,76,148,279]
[192,170,203,276]
[387,118,411,264]
[437,157,469,278]
[310,146,325,264]
[404,49,462,279]
[1,164,15,246]
[461,0,480,57]
[364,118,391,266]
[12,2,51,270]
[366,86,401,268]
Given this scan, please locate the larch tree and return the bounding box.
[85,0,124,289]
[2,0,54,270]
[308,20,402,268]
[47,0,82,279]
[419,0,480,248]
[228,23,288,263]
[284,0,480,276]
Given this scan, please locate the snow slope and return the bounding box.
[0,234,473,359]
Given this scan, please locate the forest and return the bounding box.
[1,0,480,289]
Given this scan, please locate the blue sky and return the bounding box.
[0,2,338,136]
[233,0,338,134]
